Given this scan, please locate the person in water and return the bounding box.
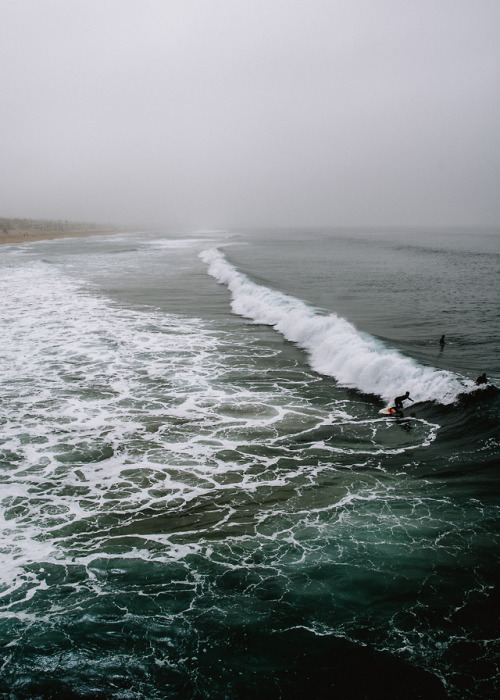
[475,373,487,385]
[394,391,413,411]
[439,335,445,347]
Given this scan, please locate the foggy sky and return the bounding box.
[1,0,499,228]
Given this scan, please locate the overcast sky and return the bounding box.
[1,0,499,228]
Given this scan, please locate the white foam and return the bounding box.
[0,252,456,599]
[141,238,211,249]
[0,260,344,591]
[200,248,469,405]
[0,263,227,582]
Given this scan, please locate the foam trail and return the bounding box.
[200,248,469,405]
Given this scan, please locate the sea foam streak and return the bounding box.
[200,248,468,405]
[0,262,225,590]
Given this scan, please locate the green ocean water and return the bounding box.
[0,227,498,698]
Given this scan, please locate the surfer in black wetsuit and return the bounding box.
[475,373,487,385]
[394,391,413,411]
[439,335,445,348]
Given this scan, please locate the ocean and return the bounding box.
[0,227,498,699]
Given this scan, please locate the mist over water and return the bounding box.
[0,228,498,699]
[2,2,499,229]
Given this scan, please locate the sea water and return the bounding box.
[0,227,498,699]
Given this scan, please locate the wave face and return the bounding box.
[0,230,498,700]
[200,248,469,405]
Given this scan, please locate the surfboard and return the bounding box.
[379,406,396,415]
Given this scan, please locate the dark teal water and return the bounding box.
[0,228,498,698]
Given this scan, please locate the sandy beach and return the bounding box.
[0,228,126,246]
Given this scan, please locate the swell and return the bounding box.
[200,248,473,405]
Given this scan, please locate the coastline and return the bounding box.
[0,228,128,246]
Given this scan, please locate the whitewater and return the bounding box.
[0,227,498,700]
[200,247,470,405]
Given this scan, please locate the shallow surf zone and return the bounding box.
[0,262,439,585]
[200,247,471,405]
[0,262,308,582]
[0,257,497,698]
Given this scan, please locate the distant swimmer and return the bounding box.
[475,373,487,385]
[394,391,413,411]
[439,335,446,347]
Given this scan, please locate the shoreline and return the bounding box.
[0,228,129,246]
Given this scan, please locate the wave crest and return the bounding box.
[200,248,469,405]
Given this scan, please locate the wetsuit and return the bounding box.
[394,393,411,410]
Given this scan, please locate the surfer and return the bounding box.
[475,373,487,385]
[439,334,445,348]
[394,391,413,411]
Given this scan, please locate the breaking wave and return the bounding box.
[200,248,471,405]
